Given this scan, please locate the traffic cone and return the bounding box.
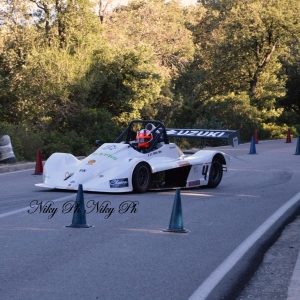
[249,136,257,154]
[254,130,258,144]
[295,137,300,155]
[163,189,188,233]
[66,184,91,228]
[32,149,43,175]
[286,128,292,143]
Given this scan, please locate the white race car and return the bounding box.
[35,120,240,193]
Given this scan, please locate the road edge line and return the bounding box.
[188,191,300,300]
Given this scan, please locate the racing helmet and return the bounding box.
[137,129,153,149]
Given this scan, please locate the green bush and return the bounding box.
[64,108,121,145]
[39,130,90,159]
[260,123,298,140]
[0,109,122,161]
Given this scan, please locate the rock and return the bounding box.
[0,135,18,163]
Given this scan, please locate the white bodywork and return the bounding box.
[36,142,230,193]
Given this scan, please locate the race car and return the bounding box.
[35,120,240,193]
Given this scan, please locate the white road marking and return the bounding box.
[188,191,300,300]
[0,195,75,219]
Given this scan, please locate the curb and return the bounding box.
[0,162,36,173]
[0,156,86,174]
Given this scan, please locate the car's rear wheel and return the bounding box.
[132,162,151,193]
[207,160,223,188]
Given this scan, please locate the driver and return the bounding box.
[136,129,153,151]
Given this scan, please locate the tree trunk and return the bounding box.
[249,44,276,97]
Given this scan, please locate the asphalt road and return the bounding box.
[1,139,300,300]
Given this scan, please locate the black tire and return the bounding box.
[207,160,223,188]
[132,162,151,193]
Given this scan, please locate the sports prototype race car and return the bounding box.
[35,120,240,193]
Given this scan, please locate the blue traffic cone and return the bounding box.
[163,189,188,233]
[295,137,300,155]
[249,135,257,154]
[66,184,91,228]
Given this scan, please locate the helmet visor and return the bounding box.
[137,130,152,147]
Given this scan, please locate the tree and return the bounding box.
[0,0,42,122]
[29,0,100,48]
[280,42,300,121]
[175,0,300,128]
[86,44,169,125]
[104,0,195,77]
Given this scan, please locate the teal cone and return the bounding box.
[163,189,188,233]
[295,137,300,155]
[66,184,91,228]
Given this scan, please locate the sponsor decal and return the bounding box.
[193,166,199,174]
[64,172,74,180]
[188,179,200,187]
[43,174,51,180]
[102,145,117,150]
[109,178,129,188]
[169,146,176,149]
[177,161,190,167]
[99,153,118,160]
[147,150,162,157]
[99,175,104,178]
[94,152,118,160]
[79,169,87,172]
[104,153,117,160]
[70,180,75,183]
[87,159,96,165]
[166,129,225,138]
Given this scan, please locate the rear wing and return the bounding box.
[165,128,240,147]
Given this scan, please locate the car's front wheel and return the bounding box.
[132,162,151,193]
[207,160,223,188]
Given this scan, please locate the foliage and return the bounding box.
[39,130,90,159]
[178,0,300,126]
[261,123,298,140]
[195,93,263,142]
[86,44,169,125]
[64,108,121,145]
[0,0,300,156]
[105,0,195,76]
[38,108,122,158]
[279,42,300,120]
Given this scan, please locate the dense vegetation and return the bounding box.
[0,0,299,160]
